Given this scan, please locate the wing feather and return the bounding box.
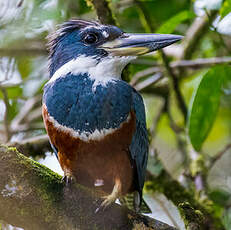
[129,89,148,196]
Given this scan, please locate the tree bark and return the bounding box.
[0,145,176,230]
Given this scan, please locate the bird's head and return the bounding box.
[48,19,182,79]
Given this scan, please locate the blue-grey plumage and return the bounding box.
[42,19,182,213]
[43,73,132,133]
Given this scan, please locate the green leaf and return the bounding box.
[223,208,231,230]
[8,100,18,121]
[156,10,194,34]
[0,86,22,99]
[17,57,32,80]
[8,86,23,99]
[209,189,231,206]
[220,0,231,18]
[187,65,229,151]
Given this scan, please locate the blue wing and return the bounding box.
[129,89,148,197]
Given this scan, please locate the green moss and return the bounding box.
[145,171,195,206]
[145,170,225,229]
[4,146,63,211]
[178,202,204,229]
[190,155,206,177]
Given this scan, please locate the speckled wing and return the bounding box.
[129,89,148,196]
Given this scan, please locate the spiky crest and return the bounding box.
[47,19,100,63]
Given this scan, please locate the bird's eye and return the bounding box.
[84,33,98,44]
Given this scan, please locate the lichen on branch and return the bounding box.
[0,145,177,230]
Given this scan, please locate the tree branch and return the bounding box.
[0,87,11,142]
[132,56,231,82]
[134,72,163,91]
[0,47,47,57]
[209,143,231,170]
[133,0,187,121]
[0,145,177,230]
[86,0,117,25]
[7,135,51,158]
[145,170,225,230]
[180,11,218,60]
[11,95,42,130]
[160,50,187,121]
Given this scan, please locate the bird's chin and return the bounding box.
[104,55,136,69]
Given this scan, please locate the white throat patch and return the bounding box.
[48,55,135,90]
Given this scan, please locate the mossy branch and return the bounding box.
[7,135,51,158]
[0,145,177,230]
[145,170,225,230]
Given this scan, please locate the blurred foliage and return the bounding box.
[220,0,231,18]
[188,65,231,151]
[0,0,231,229]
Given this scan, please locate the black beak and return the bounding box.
[100,33,183,56]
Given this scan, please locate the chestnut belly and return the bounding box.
[60,142,135,194]
[42,105,136,195]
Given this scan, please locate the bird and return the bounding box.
[42,19,182,213]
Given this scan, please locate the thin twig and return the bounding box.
[11,123,44,133]
[172,56,231,68]
[7,134,50,157]
[130,67,161,86]
[131,56,231,88]
[89,0,117,25]
[180,11,218,60]
[209,143,231,170]
[134,72,163,91]
[0,123,45,134]
[11,95,42,130]
[188,145,207,192]
[160,50,187,121]
[26,107,42,123]
[149,97,167,137]
[166,105,188,166]
[0,47,47,57]
[133,0,187,121]
[0,87,11,142]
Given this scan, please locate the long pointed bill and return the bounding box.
[100,33,183,56]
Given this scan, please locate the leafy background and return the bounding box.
[0,0,231,229]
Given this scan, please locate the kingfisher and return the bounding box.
[42,19,182,212]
